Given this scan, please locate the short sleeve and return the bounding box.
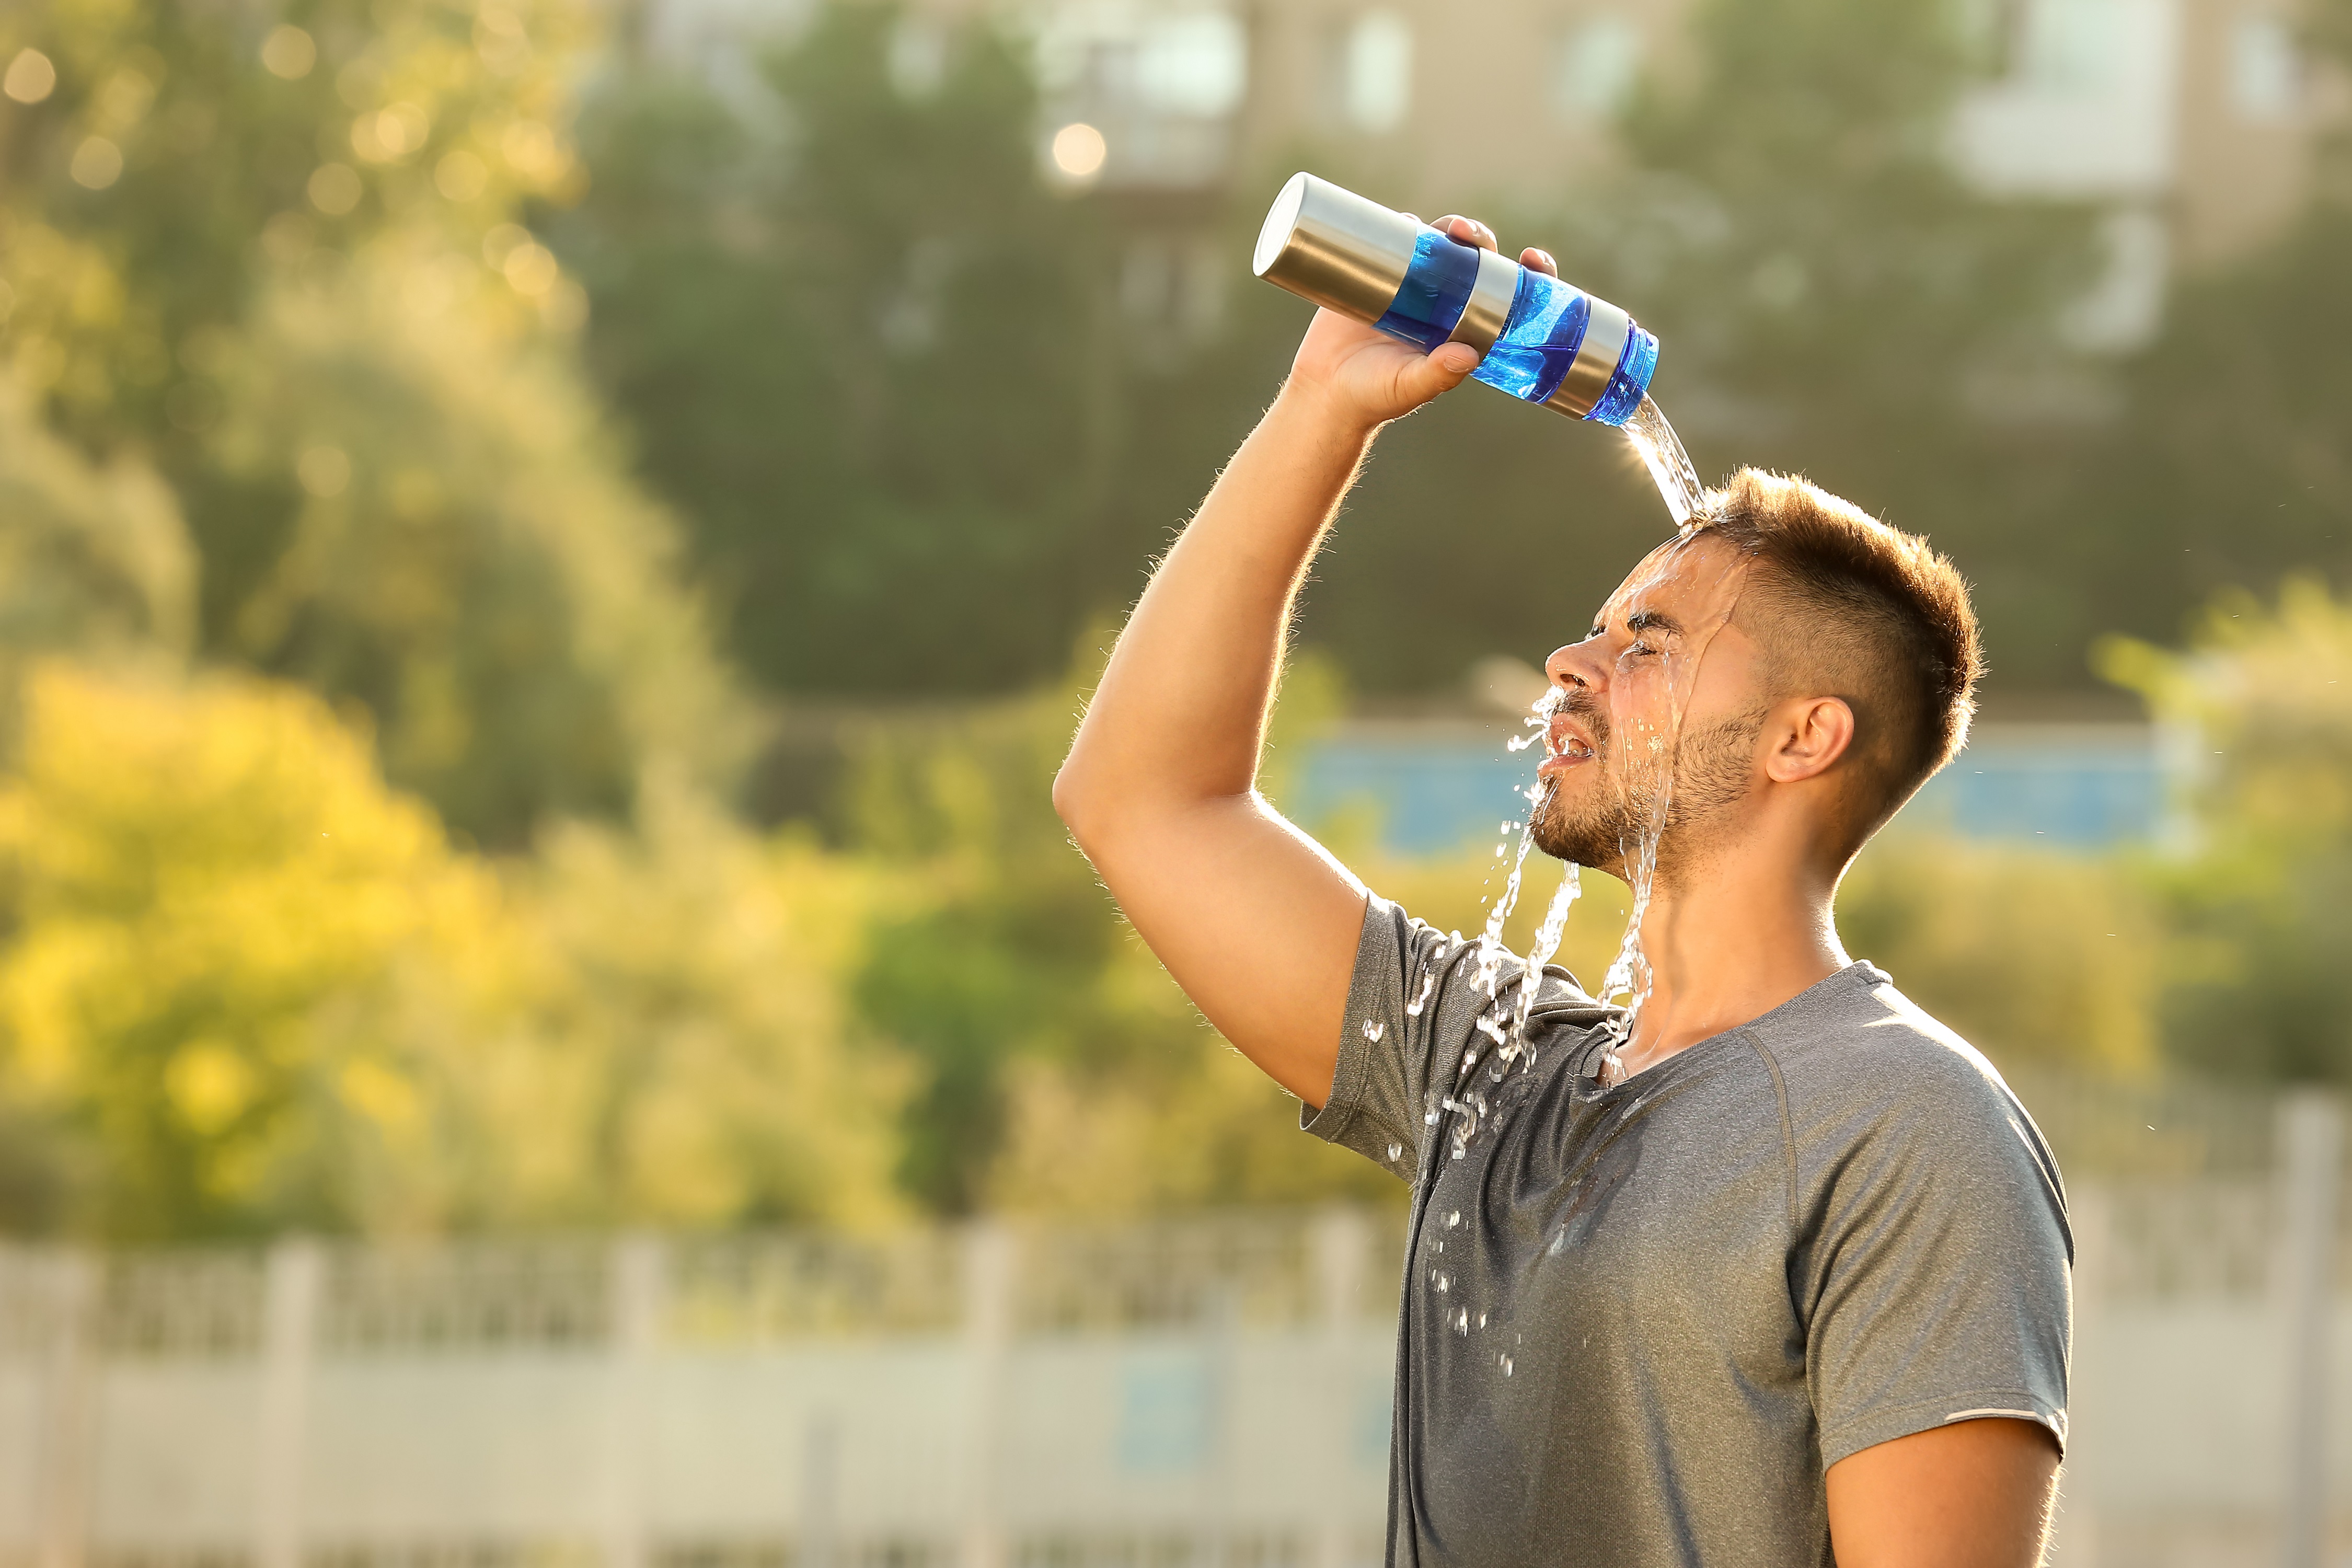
[1801,1064,2073,1468]
[1301,895,1609,1182]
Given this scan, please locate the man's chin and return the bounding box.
[1528,813,1628,875]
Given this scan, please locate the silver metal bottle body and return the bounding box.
[1251,172,1654,425]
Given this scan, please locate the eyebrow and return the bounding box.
[1624,607,1685,638]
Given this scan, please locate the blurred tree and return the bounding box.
[554,4,1108,698]
[2067,1,2352,652]
[0,661,906,1241]
[1836,836,2158,1078]
[1308,0,2102,692]
[839,649,1390,1215]
[0,386,193,709]
[205,255,740,843]
[0,660,511,1238]
[0,0,739,844]
[2101,579,2352,1084]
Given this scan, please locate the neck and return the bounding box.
[1612,839,1849,1077]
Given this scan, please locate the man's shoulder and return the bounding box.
[1744,962,2050,1167]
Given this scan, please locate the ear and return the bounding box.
[1763,696,1856,784]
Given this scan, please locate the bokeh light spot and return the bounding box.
[1051,121,1107,179]
[3,49,55,105]
[70,136,123,190]
[308,162,362,215]
[503,241,559,296]
[260,26,316,80]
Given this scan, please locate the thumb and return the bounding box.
[1407,341,1481,401]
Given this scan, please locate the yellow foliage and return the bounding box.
[0,661,907,1240]
[1837,836,2159,1078]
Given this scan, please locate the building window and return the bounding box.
[1340,11,1413,134]
[1553,14,1641,120]
[2229,13,2300,122]
[1137,10,1248,118]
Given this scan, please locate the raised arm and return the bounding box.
[1054,218,1533,1105]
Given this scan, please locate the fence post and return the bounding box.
[801,1410,841,1568]
[959,1222,1014,1568]
[606,1234,664,1568]
[2278,1090,2341,1568]
[32,1250,94,1568]
[1310,1209,1370,1568]
[254,1238,322,1568]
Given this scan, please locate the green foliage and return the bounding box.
[1836,835,2157,1077]
[2074,215,2352,655]
[205,255,741,844]
[1607,0,2095,420]
[0,0,585,445]
[1287,0,2104,694]
[0,0,738,845]
[0,386,193,698]
[2101,580,2352,1082]
[836,648,1393,1215]
[2034,0,2352,660]
[0,660,907,1241]
[555,5,1113,697]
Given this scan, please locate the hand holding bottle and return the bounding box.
[1258,175,1659,429]
[1282,216,1564,435]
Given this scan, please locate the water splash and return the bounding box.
[1622,395,1707,532]
[1511,862,1582,1051]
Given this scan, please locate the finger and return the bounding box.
[1433,215,1498,253]
[1405,341,1480,403]
[1521,246,1559,278]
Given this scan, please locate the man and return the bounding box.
[1053,217,2069,1567]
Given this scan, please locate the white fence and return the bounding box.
[1,1081,2349,1568]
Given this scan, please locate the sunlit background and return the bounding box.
[0,0,2348,1559]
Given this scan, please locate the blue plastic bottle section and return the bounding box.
[1365,229,1656,427]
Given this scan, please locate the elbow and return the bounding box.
[1051,757,1102,846]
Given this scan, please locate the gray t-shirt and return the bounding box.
[1304,896,2071,1566]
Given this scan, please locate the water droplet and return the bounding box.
[1501,1355,1514,1377]
[1455,1309,1469,1335]
[1478,1312,1487,1329]
[1362,1018,1385,1043]
[1386,1141,1403,1162]
[1446,1210,1460,1228]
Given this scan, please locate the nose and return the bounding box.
[1545,638,1608,693]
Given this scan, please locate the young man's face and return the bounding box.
[1530,531,1768,876]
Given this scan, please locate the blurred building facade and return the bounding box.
[636,0,2341,348]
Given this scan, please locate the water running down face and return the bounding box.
[1529,531,1761,880]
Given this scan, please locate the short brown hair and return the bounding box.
[1700,469,1981,849]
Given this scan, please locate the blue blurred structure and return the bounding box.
[1285,721,2166,855]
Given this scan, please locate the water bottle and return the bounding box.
[1252,172,1658,428]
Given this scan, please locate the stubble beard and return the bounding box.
[1529,709,1767,878]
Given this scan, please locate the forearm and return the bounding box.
[1055,384,1376,828]
[1047,289,1479,1097]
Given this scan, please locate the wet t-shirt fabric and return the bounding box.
[1302,896,2072,1567]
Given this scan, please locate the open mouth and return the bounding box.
[1540,716,1599,771]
